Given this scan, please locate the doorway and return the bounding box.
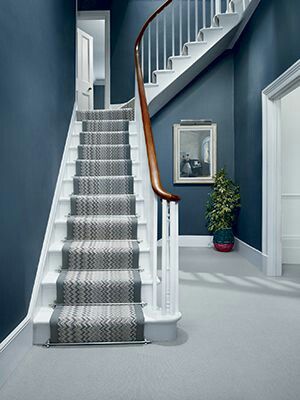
[281,87,300,275]
[77,11,110,110]
[262,60,300,276]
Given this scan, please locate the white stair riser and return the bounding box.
[153,71,175,85]
[214,13,240,29]
[51,221,148,243]
[74,122,82,134]
[198,27,223,43]
[129,133,138,147]
[56,197,145,219]
[45,248,151,274]
[168,57,192,73]
[70,134,80,147]
[184,42,207,58]
[61,180,73,196]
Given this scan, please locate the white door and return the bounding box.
[77,28,94,110]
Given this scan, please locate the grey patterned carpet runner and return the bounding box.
[50,108,145,344]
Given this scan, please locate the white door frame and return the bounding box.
[77,10,110,109]
[262,59,300,276]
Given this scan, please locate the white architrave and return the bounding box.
[262,60,300,276]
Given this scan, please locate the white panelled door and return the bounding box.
[77,28,94,110]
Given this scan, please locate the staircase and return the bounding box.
[32,0,259,345]
[33,108,179,344]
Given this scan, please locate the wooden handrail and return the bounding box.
[134,0,181,203]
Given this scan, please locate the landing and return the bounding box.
[2,248,300,400]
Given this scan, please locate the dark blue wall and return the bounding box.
[94,85,105,109]
[0,0,76,342]
[152,53,234,235]
[233,0,300,250]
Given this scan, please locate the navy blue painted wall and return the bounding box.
[94,85,105,109]
[0,0,76,342]
[152,53,234,235]
[233,0,300,250]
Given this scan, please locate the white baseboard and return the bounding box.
[282,236,300,264]
[158,235,267,273]
[158,235,213,248]
[0,318,32,389]
[178,235,213,247]
[234,237,267,273]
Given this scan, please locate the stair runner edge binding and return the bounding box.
[50,107,145,344]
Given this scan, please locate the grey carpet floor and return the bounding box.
[1,247,300,400]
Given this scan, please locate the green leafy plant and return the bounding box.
[206,168,240,233]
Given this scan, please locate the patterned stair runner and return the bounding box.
[50,108,145,344]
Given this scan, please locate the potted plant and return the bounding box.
[206,168,240,252]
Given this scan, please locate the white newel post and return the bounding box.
[170,201,179,314]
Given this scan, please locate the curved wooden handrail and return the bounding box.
[134,0,181,203]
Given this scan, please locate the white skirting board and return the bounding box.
[158,235,267,273]
[0,104,76,389]
[0,318,32,389]
[157,235,213,248]
[234,238,267,273]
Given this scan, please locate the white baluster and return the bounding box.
[172,2,175,56]
[156,18,159,70]
[148,25,151,83]
[141,36,144,78]
[170,202,179,314]
[161,200,169,314]
[202,0,206,28]
[215,0,221,15]
[152,197,158,309]
[179,0,183,53]
[187,0,190,42]
[195,0,198,41]
[163,13,167,69]
[226,0,230,12]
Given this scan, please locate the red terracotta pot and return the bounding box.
[213,243,234,252]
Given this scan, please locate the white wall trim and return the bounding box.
[234,238,267,273]
[158,235,213,248]
[157,235,267,273]
[94,79,105,86]
[77,11,110,108]
[262,59,300,276]
[0,104,76,388]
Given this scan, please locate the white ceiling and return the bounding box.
[77,19,105,82]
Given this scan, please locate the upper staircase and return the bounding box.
[120,0,260,115]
